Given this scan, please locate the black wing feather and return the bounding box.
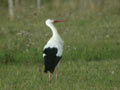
[43,47,62,73]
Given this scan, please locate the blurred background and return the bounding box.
[1,0,120,18]
[0,0,120,63]
[0,0,120,90]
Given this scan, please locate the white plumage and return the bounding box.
[43,19,64,56]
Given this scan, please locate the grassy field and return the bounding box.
[0,0,120,90]
[0,60,120,90]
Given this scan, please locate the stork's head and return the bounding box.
[45,19,65,27]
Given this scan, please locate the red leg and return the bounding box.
[56,68,58,81]
[49,72,52,82]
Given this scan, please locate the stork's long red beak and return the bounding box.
[54,20,66,23]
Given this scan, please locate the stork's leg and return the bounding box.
[56,68,58,81]
[49,72,52,82]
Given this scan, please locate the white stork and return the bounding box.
[43,19,65,81]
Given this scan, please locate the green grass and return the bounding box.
[0,0,120,90]
[0,60,120,90]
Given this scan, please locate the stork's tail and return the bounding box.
[44,68,48,73]
[44,66,54,73]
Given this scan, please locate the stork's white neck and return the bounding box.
[47,23,59,38]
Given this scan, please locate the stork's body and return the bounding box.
[43,19,64,81]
